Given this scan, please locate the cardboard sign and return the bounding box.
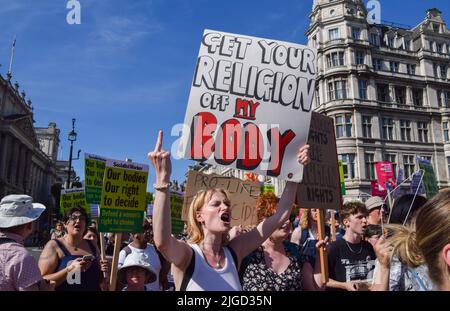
[375,162,396,190]
[60,188,90,217]
[338,160,346,195]
[418,158,438,198]
[371,181,387,199]
[98,159,148,233]
[297,112,340,210]
[84,153,107,205]
[178,29,317,182]
[182,170,261,227]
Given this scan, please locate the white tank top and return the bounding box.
[184,244,242,291]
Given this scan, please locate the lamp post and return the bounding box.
[66,118,81,189]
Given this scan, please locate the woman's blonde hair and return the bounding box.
[387,189,450,287]
[187,188,230,245]
[300,209,311,229]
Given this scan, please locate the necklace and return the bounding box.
[344,239,363,254]
[65,237,81,251]
[200,244,222,269]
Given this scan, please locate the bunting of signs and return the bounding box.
[297,112,340,210]
[182,170,261,227]
[98,159,148,233]
[418,158,438,198]
[60,188,90,217]
[375,162,396,190]
[178,29,317,182]
[84,153,107,205]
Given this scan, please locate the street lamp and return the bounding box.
[66,118,81,189]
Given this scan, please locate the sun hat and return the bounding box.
[0,194,46,228]
[365,196,384,212]
[118,252,157,284]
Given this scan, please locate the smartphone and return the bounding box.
[82,254,94,261]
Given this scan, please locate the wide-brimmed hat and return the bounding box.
[365,196,384,212]
[118,252,157,284]
[0,195,46,228]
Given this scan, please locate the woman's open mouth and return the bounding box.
[220,213,231,224]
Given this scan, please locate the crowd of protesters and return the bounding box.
[0,131,449,291]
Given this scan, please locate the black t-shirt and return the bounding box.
[327,239,376,287]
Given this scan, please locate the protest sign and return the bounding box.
[178,29,317,182]
[60,188,90,216]
[375,162,396,190]
[98,159,148,233]
[170,190,185,234]
[84,153,107,205]
[418,158,438,198]
[261,184,275,194]
[297,112,340,210]
[182,170,261,227]
[338,160,346,195]
[410,171,426,196]
[371,181,387,199]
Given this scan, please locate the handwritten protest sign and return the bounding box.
[375,162,396,190]
[410,171,426,196]
[182,170,261,227]
[418,158,438,198]
[297,112,340,210]
[60,188,90,217]
[178,29,317,182]
[84,153,107,205]
[98,159,148,233]
[393,168,404,199]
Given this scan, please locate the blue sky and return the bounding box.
[0,0,449,191]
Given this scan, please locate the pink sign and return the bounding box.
[371,181,387,199]
[375,162,396,191]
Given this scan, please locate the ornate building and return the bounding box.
[306,1,450,199]
[0,72,62,227]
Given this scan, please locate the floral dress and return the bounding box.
[241,241,304,291]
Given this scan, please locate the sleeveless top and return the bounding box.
[53,239,101,291]
[180,244,241,291]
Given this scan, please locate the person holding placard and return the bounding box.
[239,193,327,291]
[38,207,110,291]
[148,130,310,291]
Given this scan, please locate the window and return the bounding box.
[328,80,347,100]
[358,80,368,99]
[312,35,317,48]
[314,86,320,107]
[407,64,416,75]
[377,84,390,102]
[433,63,439,77]
[329,28,340,40]
[444,91,450,107]
[370,33,380,46]
[400,120,411,141]
[352,27,361,40]
[443,122,449,142]
[335,113,352,138]
[447,157,450,178]
[417,122,429,142]
[390,61,399,72]
[373,58,382,71]
[395,86,406,105]
[339,154,356,179]
[403,155,416,179]
[441,65,447,79]
[413,88,423,106]
[382,118,394,140]
[430,41,435,51]
[437,43,443,53]
[433,24,440,33]
[365,153,376,180]
[383,154,397,178]
[355,51,365,65]
[405,40,411,51]
[327,51,345,67]
[362,116,372,138]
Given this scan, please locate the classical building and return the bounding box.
[201,1,450,200]
[0,72,62,227]
[306,0,450,200]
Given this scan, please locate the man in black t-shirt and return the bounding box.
[326,201,376,291]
